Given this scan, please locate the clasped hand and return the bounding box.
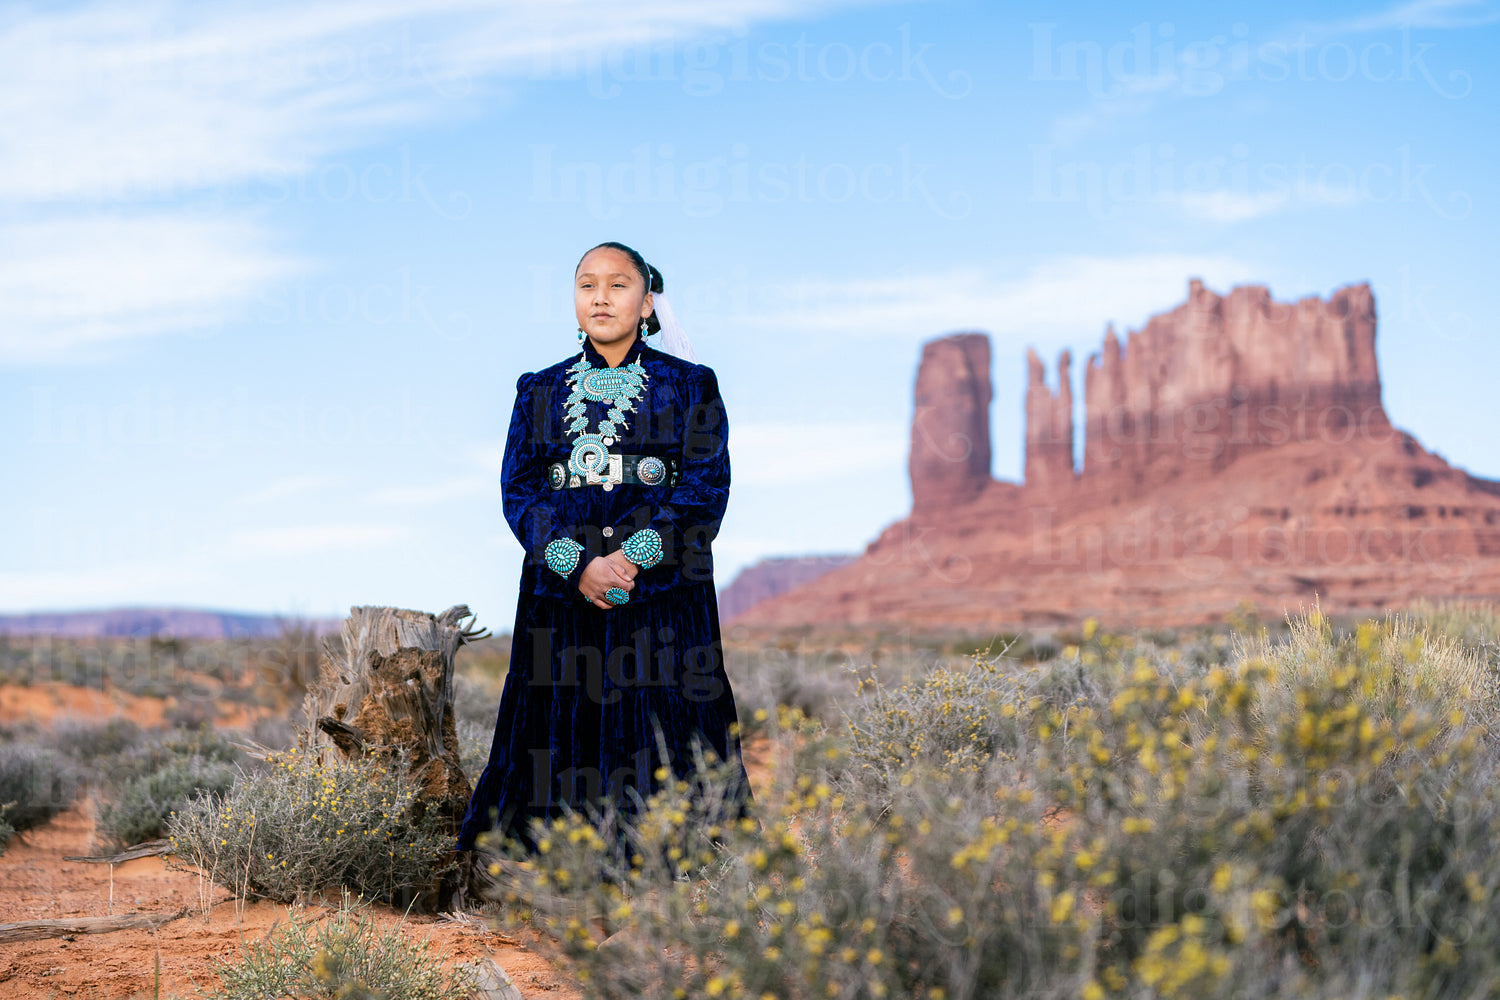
[578,550,638,609]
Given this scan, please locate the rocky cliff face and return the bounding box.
[1025,347,1074,494]
[735,280,1500,633]
[1079,280,1387,493]
[910,333,992,514]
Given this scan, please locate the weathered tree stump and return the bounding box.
[302,604,489,908]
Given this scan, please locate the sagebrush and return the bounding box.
[484,602,1500,1000]
[203,889,477,1000]
[169,745,456,907]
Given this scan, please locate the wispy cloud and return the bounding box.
[0,559,215,609]
[239,474,341,506]
[369,477,492,505]
[0,211,305,364]
[1046,72,1180,146]
[0,519,410,609]
[1,0,861,204]
[223,522,411,557]
[0,0,871,364]
[1173,179,1359,223]
[748,253,1261,342]
[1175,190,1289,224]
[734,420,907,486]
[1314,0,1500,33]
[1041,1,1491,146]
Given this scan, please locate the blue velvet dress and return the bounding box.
[456,331,754,856]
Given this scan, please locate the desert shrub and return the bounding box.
[0,719,42,743]
[1179,628,1234,670]
[251,712,299,752]
[103,727,245,786]
[0,812,14,853]
[164,696,218,730]
[47,716,146,768]
[251,619,327,708]
[0,743,78,833]
[723,642,855,740]
[91,728,248,849]
[169,745,456,907]
[1407,598,1500,650]
[203,889,477,1000]
[96,755,239,850]
[453,632,511,685]
[1237,605,1500,738]
[456,719,491,784]
[1016,632,1062,661]
[489,607,1500,1000]
[840,654,1023,798]
[488,706,1088,999]
[834,635,1118,800]
[451,671,502,729]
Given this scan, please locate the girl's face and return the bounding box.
[574,247,653,349]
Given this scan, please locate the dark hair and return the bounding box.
[576,241,663,335]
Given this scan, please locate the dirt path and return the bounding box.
[0,733,778,999]
[0,801,585,999]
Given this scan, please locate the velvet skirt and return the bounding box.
[455,580,754,856]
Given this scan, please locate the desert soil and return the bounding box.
[0,801,583,999]
[0,683,777,999]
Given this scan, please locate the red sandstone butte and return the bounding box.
[735,279,1500,632]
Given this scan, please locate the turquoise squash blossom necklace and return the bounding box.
[562,353,649,478]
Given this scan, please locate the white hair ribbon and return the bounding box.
[647,289,698,364]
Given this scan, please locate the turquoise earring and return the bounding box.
[577,327,586,345]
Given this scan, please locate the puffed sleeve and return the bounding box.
[620,364,729,585]
[502,372,591,599]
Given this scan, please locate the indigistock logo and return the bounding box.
[35,17,477,98]
[1026,503,1476,584]
[251,267,474,341]
[1030,141,1471,222]
[1028,21,1473,99]
[525,624,729,706]
[30,382,436,458]
[28,143,474,217]
[247,145,472,220]
[529,143,971,220]
[525,23,971,99]
[1078,390,1398,463]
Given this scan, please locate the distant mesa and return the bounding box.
[0,607,342,639]
[718,554,859,623]
[732,279,1500,632]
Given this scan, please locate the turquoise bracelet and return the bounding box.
[621,528,664,569]
[544,537,584,578]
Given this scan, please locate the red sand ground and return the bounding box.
[0,682,268,733]
[0,684,170,729]
[0,801,583,999]
[0,684,777,999]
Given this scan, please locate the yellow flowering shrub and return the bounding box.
[202,889,476,999]
[168,745,456,907]
[489,603,1500,999]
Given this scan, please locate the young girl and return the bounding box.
[456,242,754,860]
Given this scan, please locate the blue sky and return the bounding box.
[2,0,1496,624]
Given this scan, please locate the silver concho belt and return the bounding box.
[547,454,680,490]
